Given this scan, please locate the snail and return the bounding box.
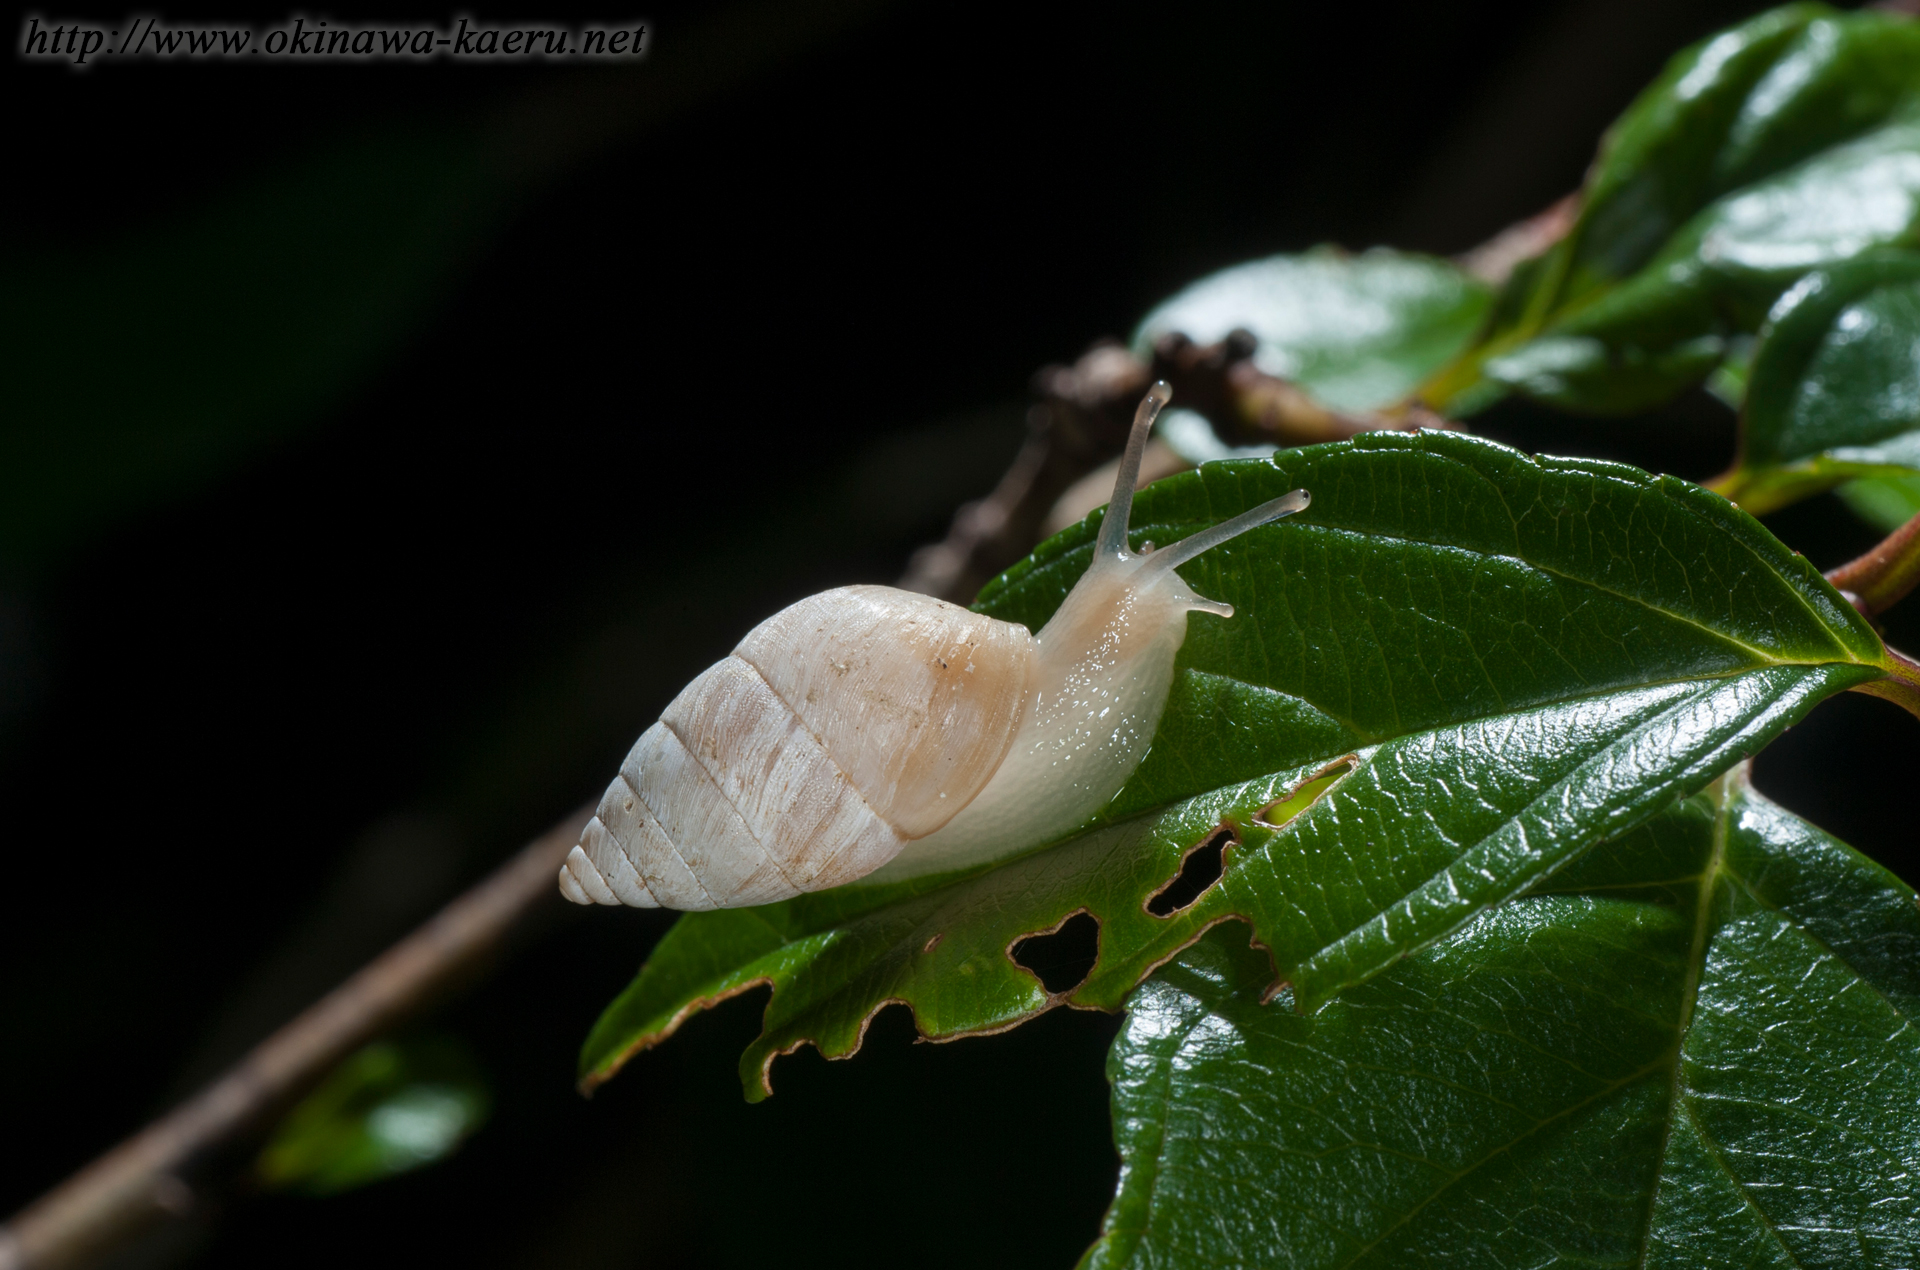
[559,382,1310,911]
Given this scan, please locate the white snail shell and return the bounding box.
[559,383,1309,910]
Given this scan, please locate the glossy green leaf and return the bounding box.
[1717,250,1920,514]
[1485,113,1920,414]
[1131,247,1490,412]
[256,1036,490,1196]
[1082,769,1920,1269]
[580,432,1893,1100]
[1562,4,1917,305]
[1425,5,1920,415]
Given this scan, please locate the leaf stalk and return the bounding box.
[1826,507,1920,618]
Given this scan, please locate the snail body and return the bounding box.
[560,384,1309,910]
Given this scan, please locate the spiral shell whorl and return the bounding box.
[561,586,1035,911]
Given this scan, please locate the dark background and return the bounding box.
[5,2,1914,1267]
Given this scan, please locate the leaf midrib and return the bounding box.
[1676,1096,1811,1270]
[791,666,1843,948]
[1632,778,1920,1268]
[1330,1052,1676,1267]
[1192,660,1847,761]
[1018,448,1866,677]
[1289,508,1853,670]
[1634,768,1734,1268]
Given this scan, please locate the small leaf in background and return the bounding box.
[1131,246,1489,413]
[579,432,1893,1100]
[1842,471,1920,534]
[257,1035,490,1196]
[1716,249,1920,514]
[1479,329,1728,415]
[1704,332,1757,409]
[1081,769,1920,1270]
[1152,408,1277,466]
[1556,4,1919,307]
[1425,5,1920,417]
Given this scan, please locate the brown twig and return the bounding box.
[0,806,593,1270]
[1453,192,1579,286]
[1822,511,1920,720]
[0,4,898,1254]
[1852,645,1920,721]
[894,187,1592,606]
[899,326,1458,603]
[3,187,1590,1269]
[897,404,1077,602]
[1825,508,1920,618]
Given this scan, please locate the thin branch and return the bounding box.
[0,5,900,1260]
[1852,645,1920,721]
[2,188,1589,1270]
[894,189,1590,606]
[899,326,1457,603]
[897,405,1064,601]
[1823,510,1920,720]
[1825,507,1920,618]
[1453,192,1578,286]
[0,806,593,1270]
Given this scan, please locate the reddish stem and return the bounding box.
[1826,508,1920,618]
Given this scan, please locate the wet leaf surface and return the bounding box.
[1720,249,1920,514]
[1082,771,1920,1269]
[580,432,1891,1100]
[1132,247,1489,413]
[1426,5,1920,417]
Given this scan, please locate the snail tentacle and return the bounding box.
[1095,379,1173,561]
[560,381,1313,908]
[1141,488,1311,576]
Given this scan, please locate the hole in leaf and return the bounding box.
[1010,911,1100,995]
[1146,828,1235,917]
[1255,755,1357,827]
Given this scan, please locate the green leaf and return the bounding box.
[1841,472,1920,534]
[1705,333,1757,409]
[1082,769,1920,1269]
[580,432,1894,1100]
[1561,4,1914,304]
[1131,246,1490,412]
[256,1035,490,1196]
[1716,249,1920,514]
[1426,5,1920,415]
[1480,330,1729,415]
